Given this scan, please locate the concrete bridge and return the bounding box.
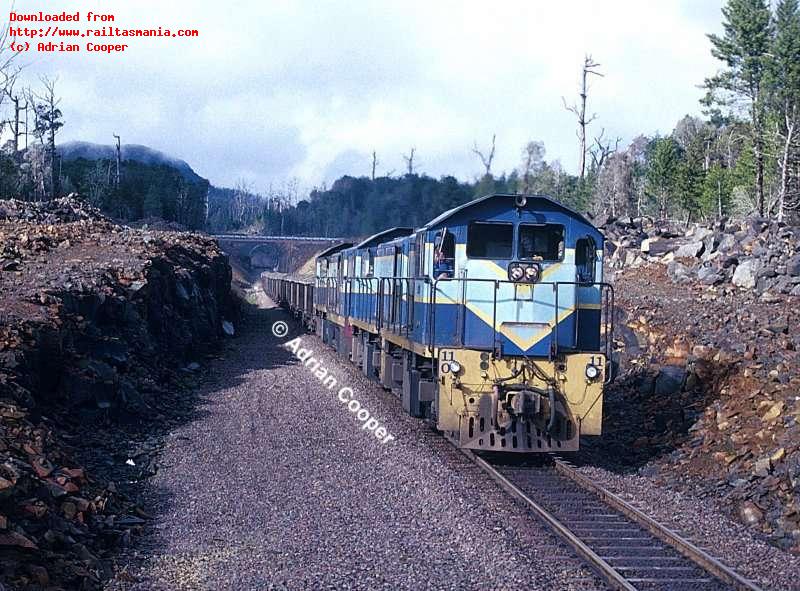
[212,234,343,273]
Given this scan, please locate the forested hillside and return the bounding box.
[59,147,209,230]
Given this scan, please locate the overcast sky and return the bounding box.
[16,0,724,192]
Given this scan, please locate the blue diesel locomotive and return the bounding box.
[263,193,613,453]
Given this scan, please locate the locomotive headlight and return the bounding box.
[585,364,600,380]
[448,360,462,375]
[509,265,525,282]
[524,264,540,282]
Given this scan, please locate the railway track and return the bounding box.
[461,450,763,591]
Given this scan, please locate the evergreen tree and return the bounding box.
[701,163,733,217]
[143,184,164,218]
[646,138,681,219]
[705,0,773,216]
[674,157,705,222]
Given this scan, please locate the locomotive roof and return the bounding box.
[316,242,354,258]
[354,227,414,250]
[421,193,600,232]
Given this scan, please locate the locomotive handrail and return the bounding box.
[427,277,613,361]
[307,275,613,371]
[376,277,432,336]
[350,277,379,324]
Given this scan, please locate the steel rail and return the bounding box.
[459,448,637,591]
[552,458,763,591]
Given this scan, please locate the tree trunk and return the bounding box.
[754,138,765,217]
[636,187,642,218]
[578,66,588,180]
[777,111,796,223]
[12,96,20,154]
[49,130,58,200]
[752,97,765,217]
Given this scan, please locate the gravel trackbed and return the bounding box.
[108,297,606,591]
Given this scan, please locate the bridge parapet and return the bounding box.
[213,234,344,273]
[212,234,341,243]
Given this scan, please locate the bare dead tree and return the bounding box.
[85,160,111,206]
[589,128,620,170]
[113,134,121,189]
[27,76,63,200]
[0,17,21,103]
[402,147,417,175]
[472,133,496,176]
[773,107,800,221]
[371,150,378,181]
[11,94,26,154]
[3,79,27,155]
[0,12,24,152]
[562,55,604,180]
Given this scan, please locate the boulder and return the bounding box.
[647,238,679,257]
[697,266,724,285]
[701,250,722,264]
[624,250,640,267]
[667,261,691,283]
[739,501,764,525]
[771,275,795,294]
[703,232,721,255]
[732,259,761,289]
[675,241,705,258]
[717,233,737,253]
[691,227,714,242]
[721,255,739,269]
[787,254,800,277]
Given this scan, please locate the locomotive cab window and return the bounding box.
[467,222,513,259]
[433,229,455,278]
[518,224,564,261]
[575,237,596,283]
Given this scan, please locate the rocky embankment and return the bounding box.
[0,198,233,590]
[599,215,800,552]
[606,215,800,295]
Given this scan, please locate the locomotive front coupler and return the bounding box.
[491,382,557,433]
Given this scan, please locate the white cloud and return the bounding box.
[14,0,724,191]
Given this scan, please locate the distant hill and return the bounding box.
[57,141,209,229]
[58,141,205,184]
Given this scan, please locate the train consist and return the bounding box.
[263,193,613,453]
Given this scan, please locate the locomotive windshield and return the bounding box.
[467,222,513,258]
[518,224,564,261]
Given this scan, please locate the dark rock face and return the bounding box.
[0,197,234,589]
[653,365,687,395]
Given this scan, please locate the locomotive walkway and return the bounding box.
[109,290,605,591]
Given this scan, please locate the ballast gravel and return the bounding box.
[109,297,607,591]
[574,465,800,591]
